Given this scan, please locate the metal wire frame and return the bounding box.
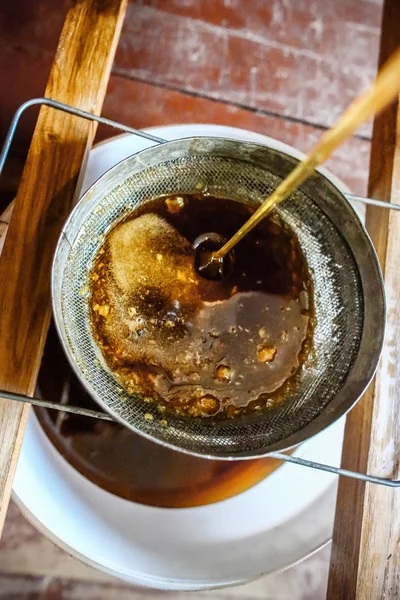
[1,97,400,487]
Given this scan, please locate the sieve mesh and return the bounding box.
[52,138,383,458]
[58,156,360,453]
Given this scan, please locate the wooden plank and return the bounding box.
[0,0,127,535]
[1,0,381,63]
[101,75,370,195]
[135,0,381,64]
[0,38,372,198]
[327,1,400,598]
[1,0,382,136]
[0,74,371,247]
[114,2,380,134]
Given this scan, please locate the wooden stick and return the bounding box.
[0,0,127,536]
[214,46,400,260]
[327,1,400,597]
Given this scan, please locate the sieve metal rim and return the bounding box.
[51,136,385,459]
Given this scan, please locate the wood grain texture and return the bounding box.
[327,1,400,598]
[1,0,381,64]
[0,0,379,208]
[0,42,372,198]
[115,1,380,135]
[135,0,381,61]
[0,0,382,144]
[356,112,400,600]
[100,76,371,195]
[0,0,127,535]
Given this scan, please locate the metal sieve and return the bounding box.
[51,136,385,459]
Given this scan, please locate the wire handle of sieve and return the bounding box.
[0,390,113,421]
[268,451,400,488]
[1,98,400,213]
[346,193,400,211]
[1,99,400,488]
[2,388,399,488]
[0,97,166,177]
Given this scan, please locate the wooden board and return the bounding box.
[114,1,380,135]
[0,0,127,535]
[0,0,382,150]
[327,1,400,598]
[0,0,380,215]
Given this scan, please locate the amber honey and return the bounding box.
[35,322,292,508]
[36,194,310,508]
[89,194,313,420]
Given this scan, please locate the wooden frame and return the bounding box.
[327,1,400,597]
[0,0,127,535]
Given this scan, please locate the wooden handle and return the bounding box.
[0,0,127,536]
[327,1,400,597]
[215,45,400,259]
